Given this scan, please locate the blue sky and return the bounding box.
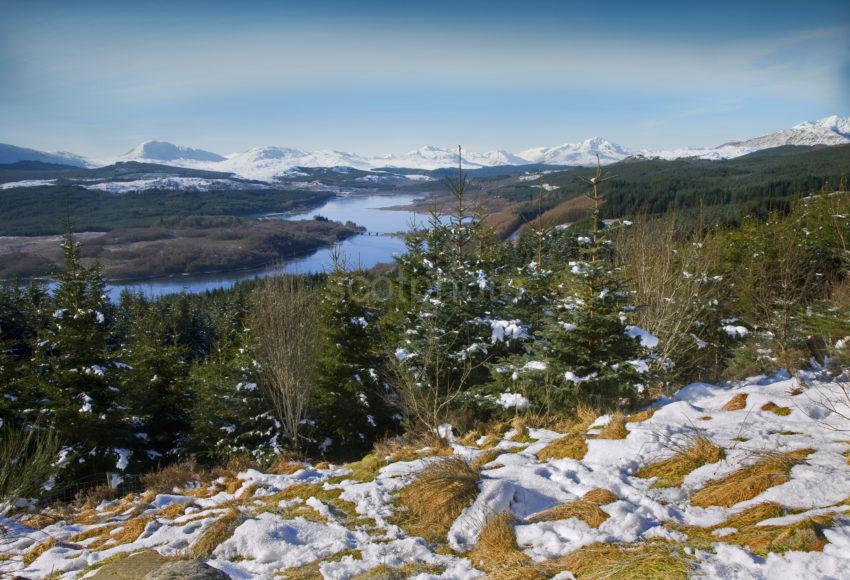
[1,0,848,157]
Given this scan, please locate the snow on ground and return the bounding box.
[3,369,850,578]
[82,177,270,194]
[0,179,57,189]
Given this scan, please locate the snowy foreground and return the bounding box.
[4,370,850,579]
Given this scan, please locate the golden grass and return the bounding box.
[508,417,537,443]
[536,434,588,461]
[466,512,545,579]
[261,483,357,522]
[690,448,813,508]
[674,502,834,556]
[23,538,56,566]
[597,413,629,440]
[457,430,481,446]
[140,461,204,493]
[543,541,691,579]
[342,454,385,482]
[528,500,609,528]
[472,448,503,469]
[21,512,63,529]
[351,563,446,579]
[191,508,241,558]
[108,516,152,547]
[157,502,191,520]
[627,408,655,423]
[722,393,748,411]
[371,433,453,464]
[395,457,480,542]
[267,460,306,475]
[699,415,713,421]
[761,402,792,416]
[581,488,618,505]
[637,435,725,488]
[68,523,119,544]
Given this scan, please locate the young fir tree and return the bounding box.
[32,224,134,484]
[391,149,519,430]
[186,330,279,465]
[115,293,192,468]
[533,159,645,410]
[311,260,396,454]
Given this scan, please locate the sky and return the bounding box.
[1,0,848,158]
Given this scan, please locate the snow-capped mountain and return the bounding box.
[723,114,850,149]
[3,115,847,181]
[0,143,91,167]
[120,140,225,163]
[644,115,850,161]
[518,137,631,166]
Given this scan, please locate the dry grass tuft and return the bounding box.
[690,448,813,508]
[458,430,481,446]
[472,448,503,469]
[395,457,480,542]
[508,417,536,443]
[528,500,609,528]
[23,538,56,566]
[109,515,152,546]
[466,512,544,579]
[191,508,241,558]
[722,393,748,411]
[597,413,629,440]
[351,563,447,579]
[638,435,725,488]
[21,512,63,529]
[761,402,792,416]
[581,488,618,505]
[343,454,385,482]
[157,502,192,520]
[74,484,117,509]
[536,434,588,461]
[140,461,204,494]
[371,433,453,464]
[674,502,834,556]
[627,408,655,423]
[544,541,691,579]
[267,456,306,475]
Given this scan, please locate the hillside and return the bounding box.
[2,370,849,578]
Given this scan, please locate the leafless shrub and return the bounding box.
[251,274,320,448]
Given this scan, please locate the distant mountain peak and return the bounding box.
[122,140,225,163]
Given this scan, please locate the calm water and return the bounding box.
[103,193,431,301]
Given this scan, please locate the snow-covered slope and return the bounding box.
[724,115,850,149]
[120,140,225,163]
[0,143,91,168]
[4,368,850,579]
[518,137,631,166]
[644,115,850,161]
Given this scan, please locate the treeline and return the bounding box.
[1,168,849,502]
[503,145,850,226]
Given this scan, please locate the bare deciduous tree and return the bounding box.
[251,275,320,448]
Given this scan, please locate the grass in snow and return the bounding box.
[466,512,545,579]
[761,401,792,416]
[544,541,692,579]
[690,448,814,508]
[637,434,725,488]
[722,393,748,411]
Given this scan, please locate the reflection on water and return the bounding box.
[104,193,430,301]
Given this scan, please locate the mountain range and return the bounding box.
[2,115,848,181]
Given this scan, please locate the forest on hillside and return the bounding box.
[1,161,849,504]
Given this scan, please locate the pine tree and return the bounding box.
[115,293,192,468]
[390,149,521,430]
[186,330,279,465]
[32,224,133,484]
[311,260,396,454]
[532,159,645,410]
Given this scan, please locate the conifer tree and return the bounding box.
[33,224,133,484]
[532,159,645,410]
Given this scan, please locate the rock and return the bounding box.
[143,559,230,580]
